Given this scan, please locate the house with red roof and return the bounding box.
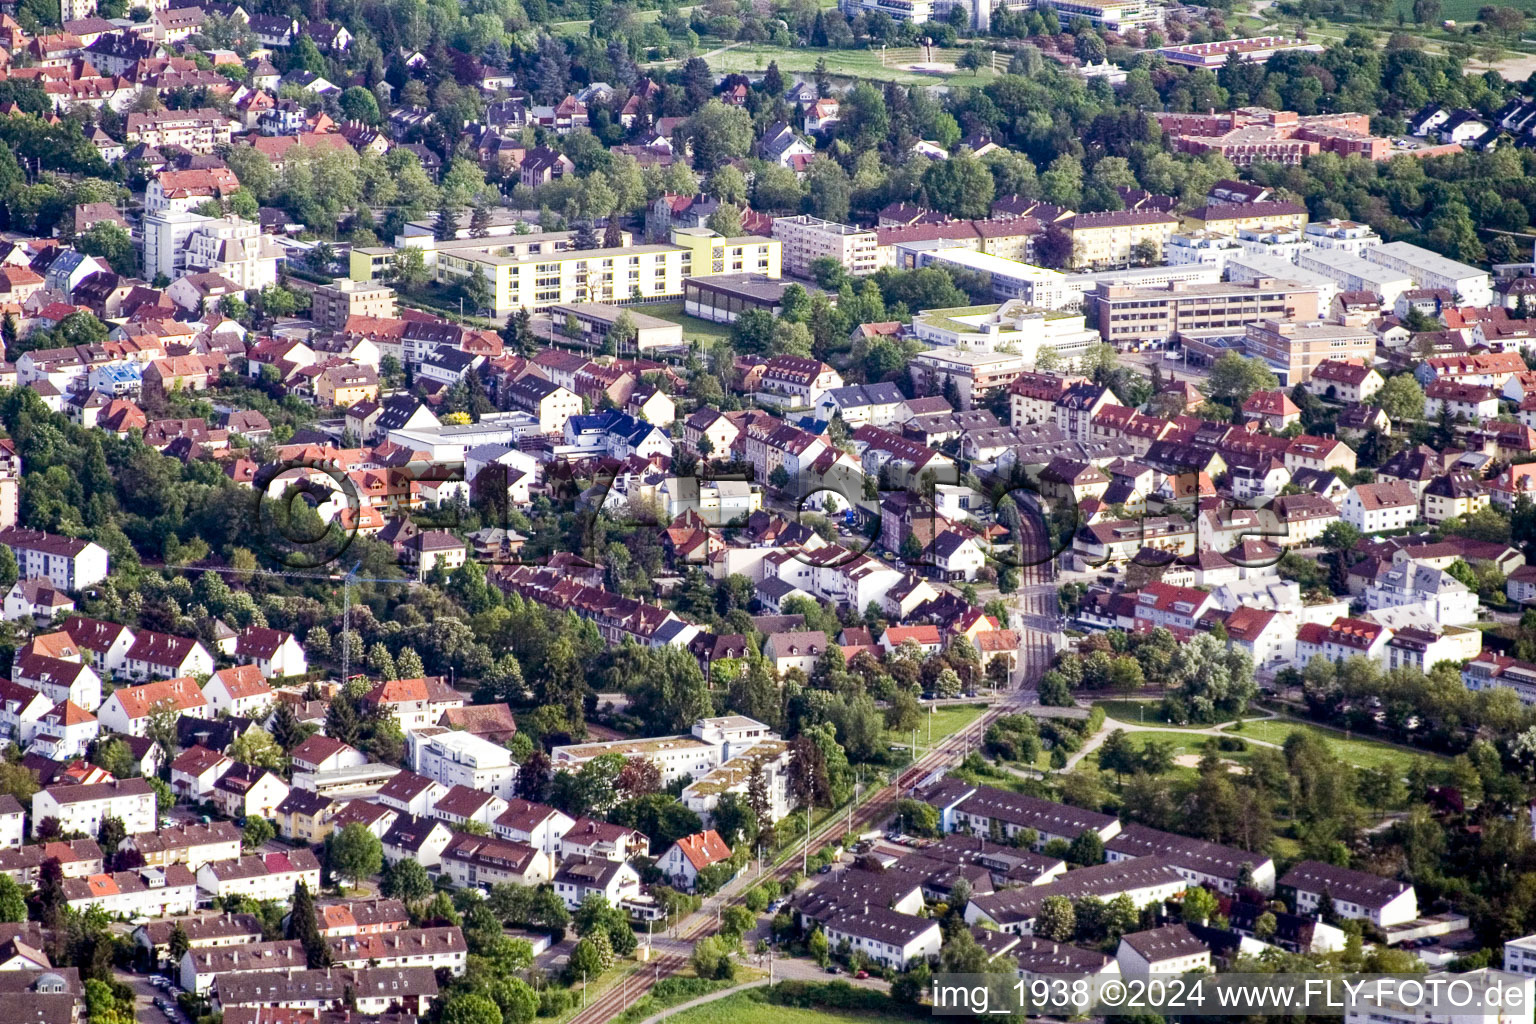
[123,629,214,681]
[1130,581,1215,634]
[1296,616,1391,666]
[98,675,209,736]
[880,623,944,657]
[201,665,274,717]
[658,829,733,892]
[361,676,465,731]
[1240,389,1300,430]
[1305,359,1382,404]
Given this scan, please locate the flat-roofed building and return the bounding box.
[1157,36,1322,67]
[1243,317,1376,386]
[908,348,1030,409]
[1363,241,1492,307]
[1296,249,1413,305]
[772,215,879,277]
[1090,279,1320,349]
[309,280,396,331]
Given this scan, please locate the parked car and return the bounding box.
[855,970,869,979]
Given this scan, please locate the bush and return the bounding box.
[765,982,925,1017]
[1216,736,1248,752]
[536,989,574,1017]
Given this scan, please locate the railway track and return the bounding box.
[567,564,1061,1024]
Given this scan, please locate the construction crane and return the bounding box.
[166,561,419,686]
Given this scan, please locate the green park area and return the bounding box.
[666,991,923,1024]
[883,702,988,759]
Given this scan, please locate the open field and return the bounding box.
[884,703,988,759]
[665,991,923,1024]
[1093,699,1234,729]
[701,44,1001,84]
[642,301,735,345]
[1223,717,1437,772]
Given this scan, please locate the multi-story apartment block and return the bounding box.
[1363,241,1492,307]
[409,730,519,800]
[0,528,108,592]
[1063,209,1179,268]
[32,777,155,838]
[1241,318,1376,386]
[771,215,879,277]
[1090,279,1320,349]
[309,280,397,331]
[124,107,236,152]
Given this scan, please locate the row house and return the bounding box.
[135,913,262,969]
[1130,581,1215,633]
[439,833,554,889]
[123,630,215,681]
[1295,616,1391,666]
[98,675,209,736]
[32,778,155,838]
[492,566,698,649]
[326,926,466,974]
[117,820,241,872]
[10,651,100,710]
[211,966,438,1015]
[196,850,321,902]
[64,864,198,918]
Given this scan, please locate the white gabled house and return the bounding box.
[98,676,210,736]
[63,615,136,673]
[10,651,101,710]
[201,664,274,717]
[32,777,156,838]
[657,830,733,893]
[233,626,307,678]
[124,630,215,681]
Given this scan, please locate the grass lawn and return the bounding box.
[883,702,987,758]
[1093,699,1228,729]
[643,301,735,346]
[1088,729,1231,778]
[666,991,923,1024]
[705,43,1001,85]
[1224,718,1438,772]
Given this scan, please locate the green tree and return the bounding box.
[1181,885,1218,923]
[380,858,433,903]
[1207,351,1279,406]
[1376,374,1425,422]
[922,149,995,220]
[328,822,383,889]
[1036,894,1075,940]
[0,875,26,922]
[442,994,502,1024]
[242,816,275,850]
[808,926,830,966]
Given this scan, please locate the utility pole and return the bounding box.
[802,805,809,874]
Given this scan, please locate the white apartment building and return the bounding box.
[144,211,279,288]
[551,715,777,787]
[771,215,879,278]
[196,850,322,902]
[0,528,109,591]
[65,865,199,919]
[32,778,156,838]
[1363,241,1492,307]
[1364,561,1480,626]
[1340,481,1420,533]
[1279,860,1418,928]
[1164,231,1245,269]
[681,739,795,825]
[410,730,519,800]
[1504,933,1536,976]
[1304,219,1380,256]
[1296,249,1413,305]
